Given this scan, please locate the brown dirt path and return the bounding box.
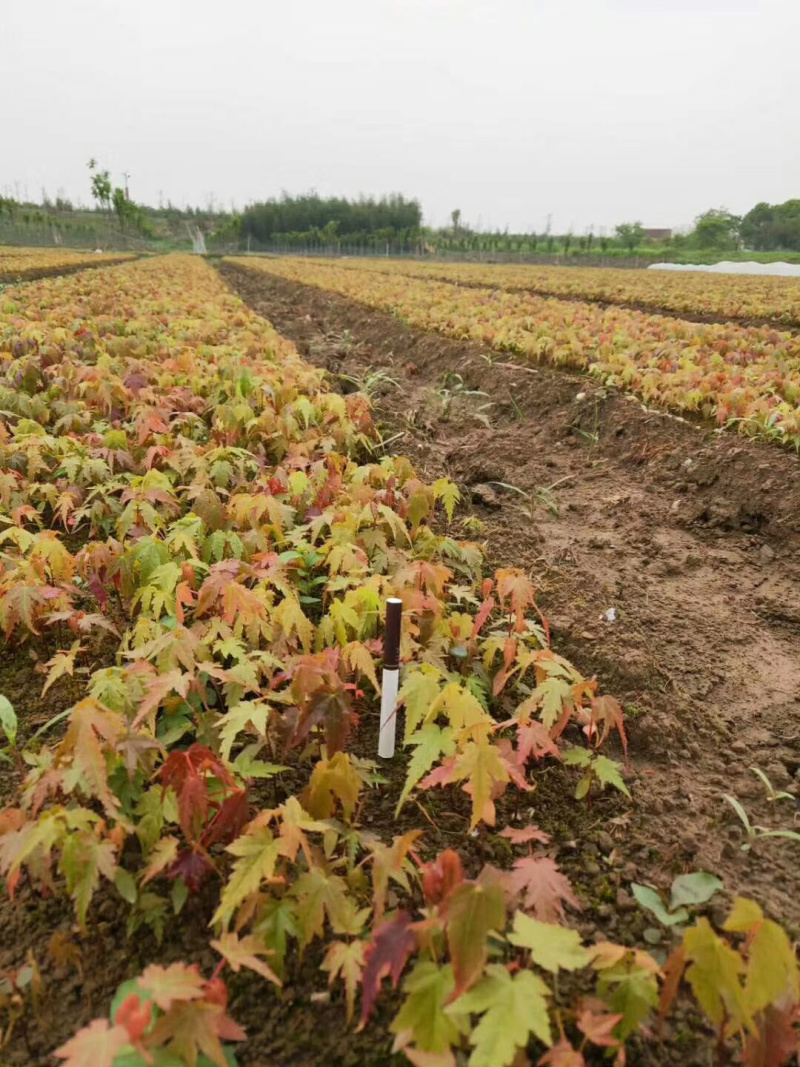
[220,261,800,933]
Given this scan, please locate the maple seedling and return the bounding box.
[0,952,41,1051]
[563,747,630,802]
[54,962,245,1067]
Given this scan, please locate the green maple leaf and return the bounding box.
[396,724,455,814]
[683,917,749,1031]
[445,881,507,995]
[398,666,444,739]
[0,693,17,747]
[302,751,362,821]
[218,700,271,762]
[291,867,352,948]
[322,940,366,1023]
[255,896,301,978]
[596,962,660,1039]
[391,961,466,1052]
[725,897,800,1014]
[593,755,631,798]
[433,478,460,522]
[431,682,492,737]
[407,488,432,529]
[60,829,118,930]
[534,678,573,731]
[507,912,591,973]
[448,964,552,1067]
[454,739,509,830]
[213,828,281,928]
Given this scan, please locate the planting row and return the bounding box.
[315,255,800,327]
[0,246,134,284]
[0,255,795,1067]
[229,256,800,448]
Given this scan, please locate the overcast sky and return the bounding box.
[4,0,797,233]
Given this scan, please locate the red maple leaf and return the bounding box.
[421,849,464,907]
[590,695,628,756]
[499,825,551,846]
[167,850,214,893]
[202,789,250,849]
[538,1039,586,1067]
[359,912,415,1028]
[743,1004,800,1067]
[158,743,237,845]
[116,994,153,1044]
[419,757,459,791]
[507,855,580,922]
[515,720,561,763]
[577,1002,623,1048]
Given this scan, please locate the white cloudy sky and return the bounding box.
[3,0,797,232]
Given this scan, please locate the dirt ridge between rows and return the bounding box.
[221,261,800,938]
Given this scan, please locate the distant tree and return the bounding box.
[615,221,645,252]
[740,200,800,251]
[320,219,340,246]
[88,159,112,212]
[241,192,422,244]
[112,187,130,228]
[691,208,740,250]
[451,208,461,233]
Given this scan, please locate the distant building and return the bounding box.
[643,228,672,241]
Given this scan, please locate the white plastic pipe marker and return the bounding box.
[378,598,402,759]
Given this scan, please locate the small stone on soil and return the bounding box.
[470,483,500,509]
[764,761,791,786]
[596,831,615,854]
[616,888,636,911]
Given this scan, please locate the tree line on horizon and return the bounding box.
[2,173,800,256]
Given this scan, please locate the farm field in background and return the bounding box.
[0,247,135,284]
[0,253,799,1067]
[317,256,800,327]
[227,256,800,449]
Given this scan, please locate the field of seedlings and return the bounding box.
[305,255,800,328]
[227,256,800,448]
[0,247,134,285]
[2,252,800,1067]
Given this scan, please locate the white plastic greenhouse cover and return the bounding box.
[648,261,800,277]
